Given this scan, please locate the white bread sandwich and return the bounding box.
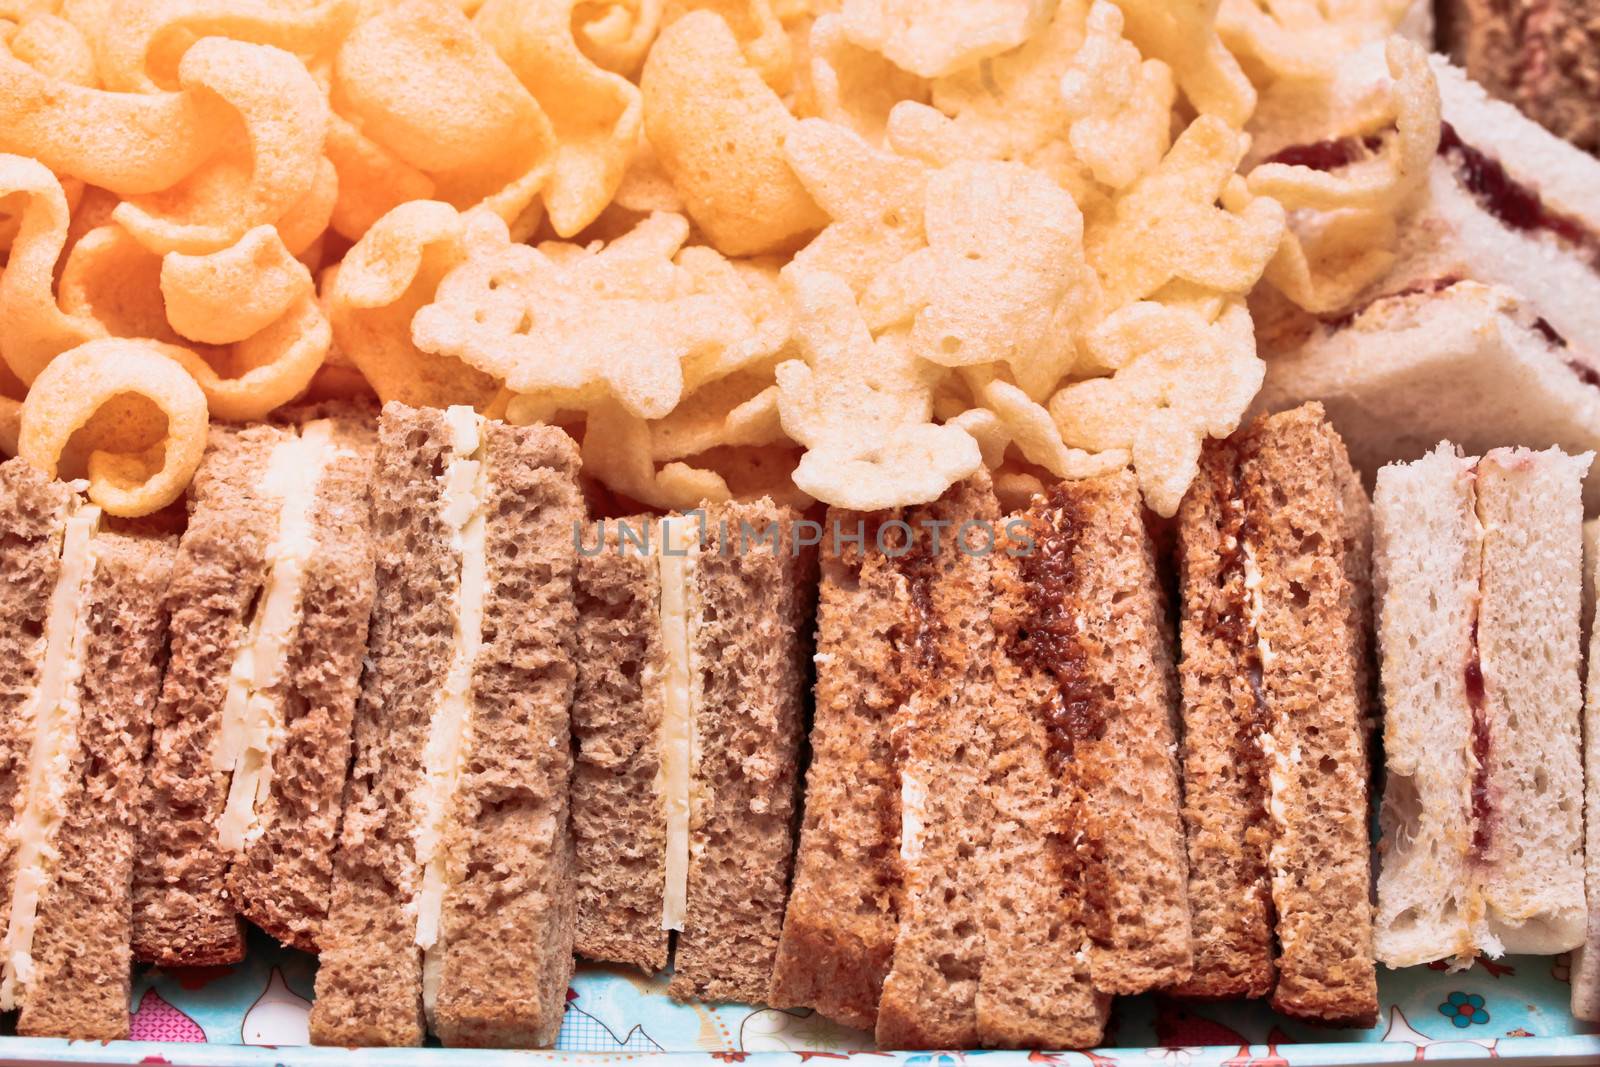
[310,402,582,1048]
[1173,403,1378,1026]
[132,406,377,966]
[568,500,813,1003]
[1374,444,1590,969]
[776,471,1182,1049]
[131,407,376,965]
[1249,50,1600,504]
[1576,518,1600,1022]
[0,460,174,1040]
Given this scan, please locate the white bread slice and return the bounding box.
[1372,445,1481,967]
[1575,519,1600,1022]
[1253,280,1600,513]
[1474,447,1589,954]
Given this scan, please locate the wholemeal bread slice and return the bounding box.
[0,462,175,1038]
[1173,440,1277,999]
[668,499,814,1005]
[17,529,175,1040]
[133,409,377,965]
[312,403,581,1049]
[571,516,669,973]
[1371,445,1482,968]
[1240,405,1378,1026]
[770,510,909,1032]
[875,477,1000,1051]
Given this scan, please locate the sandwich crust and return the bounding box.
[769,509,910,1032]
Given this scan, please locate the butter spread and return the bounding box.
[416,406,489,1021]
[215,420,340,852]
[656,516,698,932]
[899,773,927,863]
[0,493,102,1010]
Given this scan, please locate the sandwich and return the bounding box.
[1373,444,1589,968]
[1173,403,1378,1026]
[310,401,583,1048]
[767,509,909,1033]
[1248,49,1600,501]
[132,406,377,966]
[0,460,174,1041]
[568,499,813,1003]
[1438,0,1600,154]
[1577,518,1600,1023]
[774,469,1186,1050]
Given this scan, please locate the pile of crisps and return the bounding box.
[0,0,1437,519]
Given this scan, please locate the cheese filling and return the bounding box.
[1242,542,1295,898]
[415,406,489,1020]
[215,421,340,852]
[0,493,102,1010]
[656,516,698,932]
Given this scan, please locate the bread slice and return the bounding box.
[0,461,176,1038]
[1474,447,1588,954]
[1253,280,1600,512]
[668,499,814,1004]
[18,529,174,1039]
[770,510,910,1032]
[1172,440,1277,1000]
[1576,519,1600,1022]
[1371,445,1481,968]
[875,476,1001,1050]
[312,402,581,1048]
[571,516,669,973]
[133,409,377,965]
[983,471,1184,1045]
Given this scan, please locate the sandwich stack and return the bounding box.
[133,406,377,966]
[567,499,813,1004]
[0,460,174,1040]
[1174,403,1378,1026]
[773,468,1190,1048]
[1372,444,1589,967]
[310,401,583,1048]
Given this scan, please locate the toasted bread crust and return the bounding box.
[133,425,285,967]
[875,477,1000,1050]
[20,533,174,1041]
[231,413,377,952]
[669,500,814,1005]
[770,510,909,1032]
[571,518,669,973]
[1174,441,1277,999]
[431,423,582,1048]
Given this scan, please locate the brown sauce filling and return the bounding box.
[1014,486,1106,775]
